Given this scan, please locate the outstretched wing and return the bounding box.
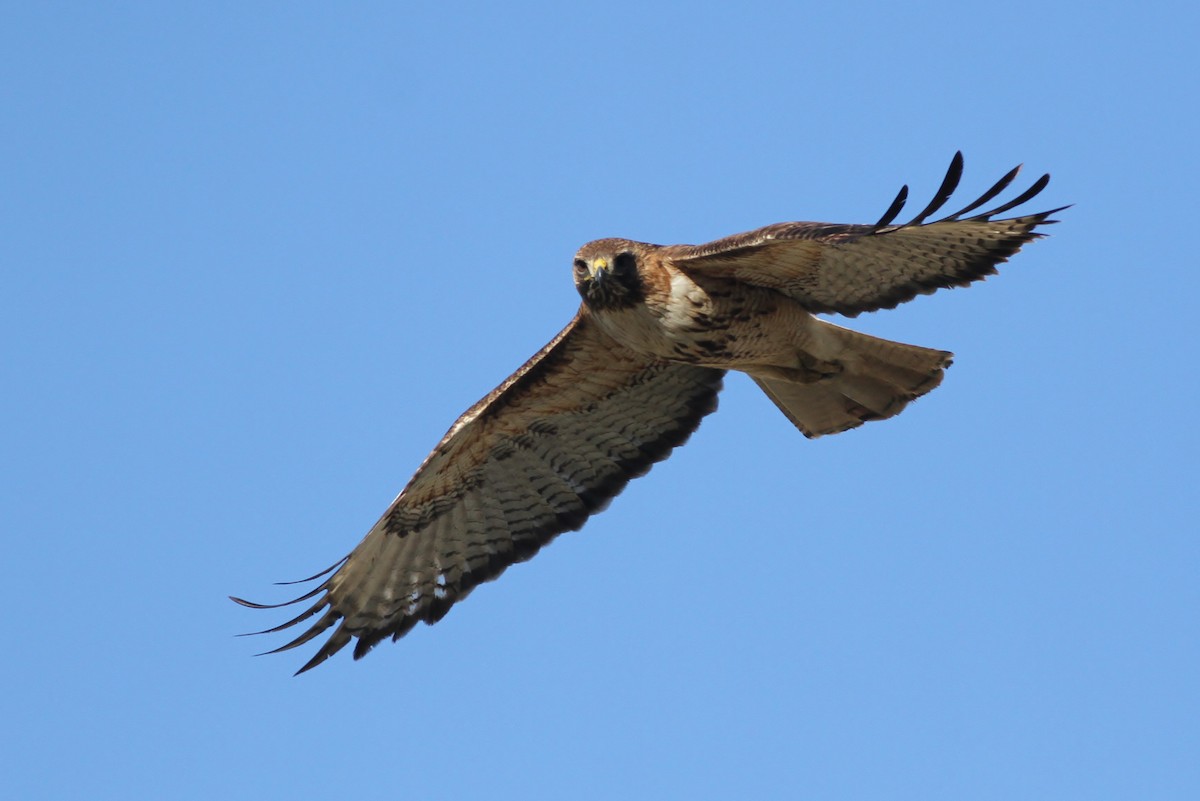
[233,311,724,673]
[662,152,1066,317]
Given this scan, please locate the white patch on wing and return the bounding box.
[665,271,709,331]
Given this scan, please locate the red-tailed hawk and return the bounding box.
[234,153,1063,673]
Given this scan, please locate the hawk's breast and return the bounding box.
[590,267,807,368]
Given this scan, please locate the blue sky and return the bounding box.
[4,3,1197,799]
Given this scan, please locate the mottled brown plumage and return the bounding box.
[234,153,1063,673]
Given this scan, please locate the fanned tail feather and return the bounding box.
[752,322,952,437]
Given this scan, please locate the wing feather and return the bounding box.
[871,183,909,228]
[662,154,1065,317]
[903,150,964,226]
[233,311,724,673]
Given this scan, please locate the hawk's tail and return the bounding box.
[750,323,952,438]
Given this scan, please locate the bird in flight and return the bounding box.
[234,153,1064,673]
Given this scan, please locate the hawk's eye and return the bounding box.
[573,258,588,274]
[613,252,636,272]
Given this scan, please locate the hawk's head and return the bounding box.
[572,238,645,311]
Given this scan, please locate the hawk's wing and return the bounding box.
[233,311,724,673]
[661,152,1066,317]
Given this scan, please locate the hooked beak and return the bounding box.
[588,257,609,283]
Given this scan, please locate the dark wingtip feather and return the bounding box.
[260,608,341,658]
[1039,203,1072,222]
[230,595,276,610]
[873,184,909,229]
[294,626,354,675]
[238,599,329,638]
[229,582,327,610]
[904,151,964,226]
[273,557,346,586]
[970,172,1051,219]
[882,156,1055,232]
[934,163,1022,222]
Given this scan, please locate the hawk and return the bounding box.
[235,152,1063,673]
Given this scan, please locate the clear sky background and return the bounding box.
[4,3,1197,799]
